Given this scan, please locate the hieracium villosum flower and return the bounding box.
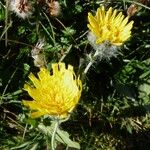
[87,5,134,46]
[86,5,134,61]
[23,63,82,119]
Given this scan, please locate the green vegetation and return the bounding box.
[0,0,150,149]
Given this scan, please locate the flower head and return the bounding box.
[87,5,134,46]
[10,0,32,19]
[31,39,45,68]
[23,63,82,119]
[47,0,61,17]
[87,32,119,60]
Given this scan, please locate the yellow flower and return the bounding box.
[23,63,82,119]
[87,6,134,46]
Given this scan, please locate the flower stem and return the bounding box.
[84,61,94,74]
[51,121,59,150]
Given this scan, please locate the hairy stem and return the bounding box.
[84,61,94,74]
[51,121,59,150]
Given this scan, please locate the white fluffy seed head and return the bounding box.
[87,32,119,61]
[47,1,61,17]
[9,0,32,19]
[31,39,45,68]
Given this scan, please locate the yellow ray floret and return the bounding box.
[23,63,82,119]
[87,6,134,46]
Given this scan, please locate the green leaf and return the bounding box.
[25,118,38,127]
[0,4,5,21]
[38,123,80,149]
[10,141,32,150]
[139,70,150,79]
[114,82,137,99]
[56,128,80,149]
[139,79,150,96]
[23,63,30,76]
[126,125,132,134]
[30,143,39,150]
[18,26,26,35]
